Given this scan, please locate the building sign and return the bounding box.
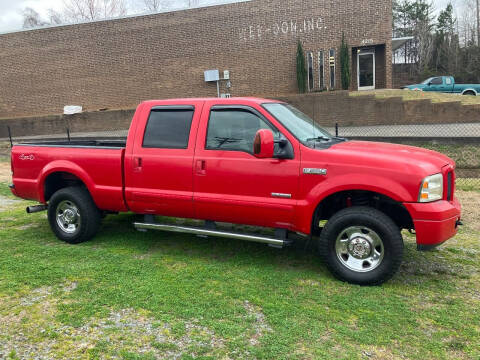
[239,17,327,42]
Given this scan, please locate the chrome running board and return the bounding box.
[133,222,287,246]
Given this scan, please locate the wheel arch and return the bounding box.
[38,161,96,203]
[461,88,477,95]
[310,189,414,236]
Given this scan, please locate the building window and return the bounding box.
[318,50,325,90]
[307,51,314,91]
[329,49,336,89]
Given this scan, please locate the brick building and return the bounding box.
[0,0,393,118]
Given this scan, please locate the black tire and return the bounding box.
[463,91,476,96]
[48,186,101,244]
[318,206,403,286]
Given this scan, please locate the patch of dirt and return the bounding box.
[243,300,272,346]
[0,162,11,183]
[0,281,229,359]
[0,195,20,212]
[20,286,53,306]
[456,190,480,231]
[14,224,38,230]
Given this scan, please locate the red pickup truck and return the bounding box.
[10,98,461,285]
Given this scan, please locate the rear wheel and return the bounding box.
[318,206,403,285]
[463,91,476,96]
[48,186,101,244]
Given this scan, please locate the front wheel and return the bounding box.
[318,207,404,286]
[48,186,101,244]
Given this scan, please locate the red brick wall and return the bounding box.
[2,92,479,140]
[0,0,392,118]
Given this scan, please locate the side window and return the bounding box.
[143,108,194,149]
[445,77,452,85]
[430,77,443,85]
[206,109,278,153]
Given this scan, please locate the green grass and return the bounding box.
[350,89,480,106]
[412,143,480,170]
[457,178,480,192]
[1,182,480,359]
[0,182,15,198]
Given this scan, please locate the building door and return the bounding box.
[357,50,375,90]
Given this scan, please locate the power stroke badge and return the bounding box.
[303,168,327,175]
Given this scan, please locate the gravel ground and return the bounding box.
[0,281,270,359]
[0,196,19,212]
[456,190,480,231]
[0,162,11,183]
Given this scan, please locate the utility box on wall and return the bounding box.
[204,70,220,82]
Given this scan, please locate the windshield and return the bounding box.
[262,103,333,145]
[421,77,433,84]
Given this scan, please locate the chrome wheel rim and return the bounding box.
[335,226,384,272]
[56,200,81,234]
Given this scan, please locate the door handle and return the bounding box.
[134,157,142,172]
[196,160,206,175]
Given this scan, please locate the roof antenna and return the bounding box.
[312,96,316,148]
[7,126,13,148]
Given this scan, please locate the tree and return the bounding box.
[61,0,127,22]
[142,0,167,11]
[477,0,479,45]
[22,7,48,28]
[22,0,127,28]
[296,41,307,93]
[340,32,351,90]
[141,0,200,12]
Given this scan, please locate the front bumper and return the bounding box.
[403,197,461,248]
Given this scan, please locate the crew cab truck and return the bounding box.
[403,76,480,95]
[10,98,462,285]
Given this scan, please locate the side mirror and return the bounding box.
[253,129,274,158]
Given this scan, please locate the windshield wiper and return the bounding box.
[306,136,331,142]
[214,137,242,148]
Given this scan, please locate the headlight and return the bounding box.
[419,173,443,202]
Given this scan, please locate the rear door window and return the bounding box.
[143,108,194,149]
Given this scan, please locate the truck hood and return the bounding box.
[328,140,453,175]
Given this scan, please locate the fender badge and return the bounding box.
[19,154,35,160]
[303,168,327,175]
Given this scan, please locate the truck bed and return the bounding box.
[16,138,127,149]
[11,140,127,212]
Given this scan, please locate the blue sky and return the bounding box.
[0,0,467,33]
